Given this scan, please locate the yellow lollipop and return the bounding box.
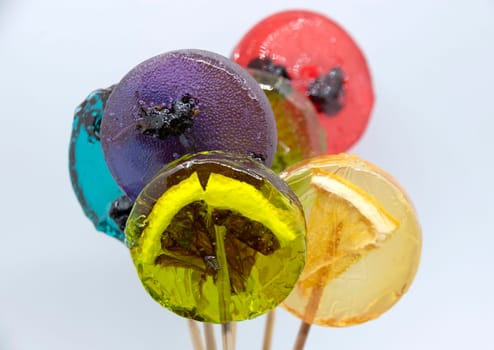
[125,151,307,324]
[280,154,421,328]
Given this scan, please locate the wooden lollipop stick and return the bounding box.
[262,310,276,350]
[291,284,322,350]
[293,321,312,350]
[187,320,204,350]
[204,323,217,350]
[231,322,237,349]
[221,322,234,350]
[292,232,332,350]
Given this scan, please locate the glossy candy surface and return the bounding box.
[101,49,277,200]
[249,69,326,173]
[126,151,306,323]
[280,154,421,327]
[69,87,130,242]
[232,10,374,154]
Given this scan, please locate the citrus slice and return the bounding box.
[298,168,399,286]
[281,154,421,327]
[125,151,306,323]
[312,169,398,249]
[247,69,326,173]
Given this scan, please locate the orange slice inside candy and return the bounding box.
[281,154,421,327]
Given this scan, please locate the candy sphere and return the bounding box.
[69,87,131,242]
[101,49,277,200]
[280,154,421,327]
[248,69,326,173]
[232,10,374,153]
[125,151,306,323]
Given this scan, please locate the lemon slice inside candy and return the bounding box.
[310,169,398,251]
[125,151,306,323]
[281,154,421,327]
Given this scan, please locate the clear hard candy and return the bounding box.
[280,154,421,326]
[232,10,374,153]
[125,151,306,323]
[101,49,277,200]
[69,87,131,242]
[249,69,326,173]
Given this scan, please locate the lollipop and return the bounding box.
[101,49,277,200]
[125,151,306,323]
[69,12,421,348]
[71,49,299,350]
[280,154,421,347]
[232,10,374,153]
[247,69,326,173]
[69,87,132,242]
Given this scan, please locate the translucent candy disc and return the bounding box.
[280,154,421,327]
[100,49,277,200]
[249,69,326,173]
[69,87,130,242]
[125,151,306,323]
[232,10,374,153]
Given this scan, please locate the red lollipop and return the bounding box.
[232,10,374,153]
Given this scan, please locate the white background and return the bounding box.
[1,0,493,349]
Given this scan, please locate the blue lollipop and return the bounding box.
[69,86,131,242]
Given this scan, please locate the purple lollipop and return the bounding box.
[101,49,277,200]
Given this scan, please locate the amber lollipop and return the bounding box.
[280,154,422,349]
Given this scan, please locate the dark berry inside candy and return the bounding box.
[108,195,133,232]
[247,57,291,80]
[308,67,345,116]
[82,87,113,142]
[136,94,198,140]
[101,49,277,200]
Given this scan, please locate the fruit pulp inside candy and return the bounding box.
[126,152,306,323]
